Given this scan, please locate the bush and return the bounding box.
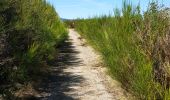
[75,1,170,99]
[0,0,67,97]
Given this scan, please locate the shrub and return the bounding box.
[75,1,170,99]
[0,0,67,97]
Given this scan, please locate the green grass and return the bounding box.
[0,0,68,97]
[74,1,170,99]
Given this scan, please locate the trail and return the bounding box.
[38,29,129,100]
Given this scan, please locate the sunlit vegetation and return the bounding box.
[0,0,67,98]
[74,1,170,99]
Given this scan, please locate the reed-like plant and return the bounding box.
[0,0,68,97]
[74,1,170,99]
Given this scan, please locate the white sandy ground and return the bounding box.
[62,29,132,100]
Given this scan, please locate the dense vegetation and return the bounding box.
[74,2,170,99]
[0,0,67,98]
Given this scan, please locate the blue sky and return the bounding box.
[46,0,170,19]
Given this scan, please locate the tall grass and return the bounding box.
[74,1,170,99]
[0,0,67,97]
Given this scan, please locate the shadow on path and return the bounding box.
[36,39,85,100]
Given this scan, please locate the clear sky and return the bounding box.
[46,0,170,19]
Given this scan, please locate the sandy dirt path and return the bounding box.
[38,29,130,100]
